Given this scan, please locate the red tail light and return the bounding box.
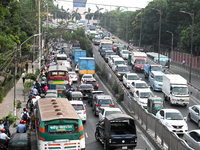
[96,104,101,107]
[83,109,86,113]
[24,120,27,123]
[79,90,83,92]
[75,76,77,78]
[81,79,83,81]
[95,84,99,87]
[110,104,115,107]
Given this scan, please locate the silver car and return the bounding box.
[188,105,200,128]
[183,130,200,149]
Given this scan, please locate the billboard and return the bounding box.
[73,0,86,7]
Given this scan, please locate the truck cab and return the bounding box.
[149,71,164,91]
[131,52,147,71]
[144,63,163,79]
[99,40,112,56]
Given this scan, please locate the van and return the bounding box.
[149,71,164,91]
[111,57,125,71]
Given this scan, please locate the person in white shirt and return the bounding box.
[32,86,38,95]
[20,108,30,121]
[0,129,10,147]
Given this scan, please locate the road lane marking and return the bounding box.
[85,132,88,138]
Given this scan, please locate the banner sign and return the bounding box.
[73,0,87,7]
[48,125,74,132]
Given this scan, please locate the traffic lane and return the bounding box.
[170,66,200,89]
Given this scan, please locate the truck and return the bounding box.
[74,50,86,64]
[162,74,190,106]
[70,43,81,58]
[143,63,163,79]
[95,113,137,150]
[99,40,112,57]
[131,52,147,71]
[78,57,95,79]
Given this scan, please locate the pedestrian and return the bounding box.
[0,119,4,133]
[25,62,29,73]
[182,59,185,65]
[4,116,10,137]
[22,71,25,84]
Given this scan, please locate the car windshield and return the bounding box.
[122,51,129,54]
[72,104,84,111]
[155,76,163,82]
[172,87,188,95]
[136,60,145,64]
[105,111,122,116]
[140,92,154,98]
[102,45,112,49]
[115,61,125,65]
[153,101,163,108]
[95,37,101,40]
[166,112,183,120]
[136,83,148,88]
[128,75,139,80]
[151,66,163,71]
[113,44,119,47]
[98,99,112,104]
[104,37,110,40]
[83,75,92,78]
[57,57,67,60]
[118,67,129,72]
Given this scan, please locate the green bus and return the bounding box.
[35,98,85,150]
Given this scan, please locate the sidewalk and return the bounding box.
[0,60,39,134]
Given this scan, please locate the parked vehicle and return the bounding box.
[133,89,154,108]
[98,107,123,121]
[188,105,200,128]
[104,50,115,62]
[78,57,95,79]
[130,80,149,95]
[122,73,140,88]
[93,95,114,116]
[95,114,137,150]
[114,64,130,81]
[149,71,164,91]
[131,52,147,71]
[88,91,104,107]
[162,74,189,106]
[120,50,130,59]
[183,130,200,149]
[70,100,86,123]
[156,109,188,134]
[147,97,164,115]
[77,84,94,98]
[74,50,86,64]
[143,63,163,79]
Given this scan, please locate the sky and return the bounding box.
[56,0,153,13]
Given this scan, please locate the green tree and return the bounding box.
[95,6,104,26]
[84,8,92,24]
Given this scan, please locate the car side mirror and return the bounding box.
[184,117,187,121]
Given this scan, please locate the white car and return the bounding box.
[183,130,200,150]
[120,50,130,59]
[69,71,78,83]
[62,61,71,71]
[70,101,86,123]
[130,80,149,94]
[111,58,125,72]
[123,73,140,88]
[156,109,188,134]
[99,107,123,121]
[81,74,95,83]
[133,89,154,108]
[188,105,200,127]
[108,55,120,67]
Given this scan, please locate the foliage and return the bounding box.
[16,100,22,109]
[35,68,40,76]
[2,111,18,125]
[25,73,37,81]
[111,80,118,94]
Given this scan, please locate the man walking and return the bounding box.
[25,62,29,73]
[4,116,10,137]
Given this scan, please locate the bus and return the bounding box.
[146,52,170,67]
[35,98,85,150]
[47,65,70,89]
[54,54,68,64]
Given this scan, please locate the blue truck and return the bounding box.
[74,50,86,64]
[99,40,113,57]
[78,57,95,78]
[143,63,163,79]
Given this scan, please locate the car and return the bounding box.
[81,74,95,83]
[120,50,130,59]
[62,61,72,71]
[108,55,120,67]
[183,130,200,149]
[92,35,101,45]
[98,107,123,121]
[149,71,164,91]
[123,73,140,88]
[111,57,125,72]
[156,109,188,134]
[69,71,78,83]
[114,64,130,81]
[88,91,104,107]
[70,100,86,123]
[133,89,154,108]
[84,78,99,90]
[45,93,57,98]
[45,90,57,95]
[112,43,120,52]
[93,95,114,116]
[104,50,115,62]
[77,84,94,98]
[188,105,200,128]
[68,91,83,101]
[130,80,149,95]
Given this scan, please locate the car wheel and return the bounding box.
[95,131,99,141]
[188,114,191,122]
[94,110,97,116]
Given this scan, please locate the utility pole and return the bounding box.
[126,8,128,42]
[13,46,17,116]
[33,36,35,73]
[39,0,41,70]
[166,30,174,69]
[139,9,143,48]
[47,2,49,29]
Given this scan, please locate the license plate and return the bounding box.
[122,147,127,149]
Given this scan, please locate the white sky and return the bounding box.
[56,0,153,13]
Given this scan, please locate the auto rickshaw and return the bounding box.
[55,85,67,98]
[8,133,31,150]
[116,45,126,55]
[147,97,164,115]
[128,52,132,65]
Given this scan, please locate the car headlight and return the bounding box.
[155,82,158,86]
[183,124,188,129]
[118,74,121,76]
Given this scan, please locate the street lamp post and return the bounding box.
[180,11,194,83]
[152,8,161,64]
[166,30,174,69]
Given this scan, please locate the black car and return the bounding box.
[114,64,130,81]
[88,91,104,107]
[77,84,94,99]
[84,79,99,90]
[95,114,137,150]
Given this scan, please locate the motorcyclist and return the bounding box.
[32,86,38,95]
[67,86,74,98]
[17,120,26,133]
[41,79,47,89]
[0,129,10,148]
[34,81,40,94]
[21,108,30,124]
